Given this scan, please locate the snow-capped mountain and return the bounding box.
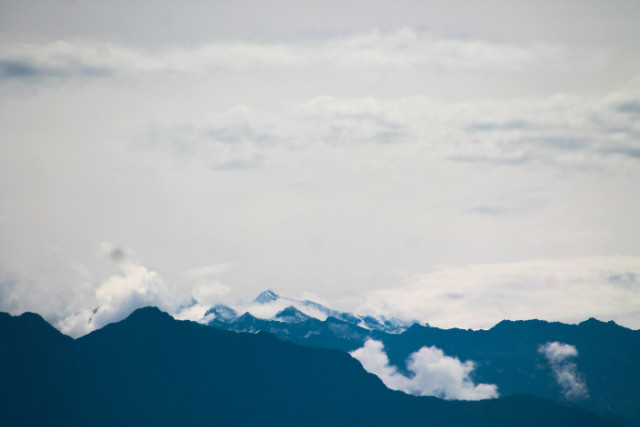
[273,306,311,323]
[200,289,416,334]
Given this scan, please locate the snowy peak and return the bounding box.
[203,304,238,323]
[274,306,311,323]
[254,289,280,304]
[366,315,416,334]
[200,289,417,334]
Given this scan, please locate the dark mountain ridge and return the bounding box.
[203,301,640,426]
[382,317,640,424]
[0,307,617,426]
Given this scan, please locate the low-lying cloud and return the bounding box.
[350,339,498,400]
[538,341,589,400]
[353,256,640,330]
[56,257,190,337]
[50,245,232,337]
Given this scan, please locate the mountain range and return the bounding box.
[203,289,415,334]
[0,307,618,426]
[197,290,640,426]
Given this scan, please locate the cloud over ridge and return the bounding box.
[538,341,589,400]
[49,244,231,337]
[350,339,498,400]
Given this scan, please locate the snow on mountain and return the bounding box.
[253,289,279,304]
[244,290,332,321]
[202,304,238,324]
[199,289,417,333]
[274,306,311,323]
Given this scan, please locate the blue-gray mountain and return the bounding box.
[0,308,616,426]
[205,289,414,334]
[204,291,640,426]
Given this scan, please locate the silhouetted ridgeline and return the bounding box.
[0,308,618,426]
[207,301,640,426]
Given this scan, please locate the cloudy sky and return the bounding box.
[1,0,640,334]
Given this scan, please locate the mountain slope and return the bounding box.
[0,308,616,426]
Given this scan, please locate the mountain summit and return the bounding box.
[253,289,280,304]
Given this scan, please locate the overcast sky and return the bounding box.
[1,0,640,334]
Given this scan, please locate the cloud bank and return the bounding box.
[350,339,498,400]
[0,30,553,82]
[352,256,640,330]
[141,82,640,171]
[538,342,589,400]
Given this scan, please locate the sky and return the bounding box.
[1,0,640,335]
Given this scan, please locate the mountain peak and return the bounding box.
[18,311,49,325]
[579,317,621,329]
[254,289,280,304]
[204,304,237,321]
[124,306,174,324]
[274,305,310,323]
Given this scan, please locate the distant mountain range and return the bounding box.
[197,290,640,426]
[203,289,415,334]
[0,307,617,426]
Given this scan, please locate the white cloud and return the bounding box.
[173,302,210,322]
[190,282,231,307]
[178,263,233,306]
[42,246,234,337]
[55,258,192,337]
[540,341,578,364]
[350,339,498,400]
[538,342,589,400]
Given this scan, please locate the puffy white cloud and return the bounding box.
[56,257,192,337]
[41,246,234,337]
[173,302,210,323]
[539,342,589,400]
[350,339,498,400]
[540,341,579,364]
